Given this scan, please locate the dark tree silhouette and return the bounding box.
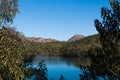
[80,0,120,79]
[24,59,48,80]
[94,0,120,78]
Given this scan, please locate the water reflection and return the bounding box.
[32,54,91,80]
[33,55,91,67]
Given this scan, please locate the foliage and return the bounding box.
[25,41,66,55]
[80,0,120,79]
[79,66,98,80]
[0,13,48,80]
[25,34,100,57]
[0,0,25,79]
[0,0,19,26]
[24,59,47,80]
[60,34,100,56]
[0,0,48,80]
[0,27,25,80]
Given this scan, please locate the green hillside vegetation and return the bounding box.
[60,34,100,56]
[25,34,100,56]
[25,41,66,55]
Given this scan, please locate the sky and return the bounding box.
[14,0,111,41]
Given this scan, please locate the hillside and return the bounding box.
[61,34,100,56]
[26,37,59,43]
[26,34,85,43]
[68,34,84,42]
[25,34,100,56]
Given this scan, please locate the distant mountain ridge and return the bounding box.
[68,34,84,42]
[26,34,85,43]
[26,37,58,43]
[25,34,100,56]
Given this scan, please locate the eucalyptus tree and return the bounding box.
[94,0,120,78]
[0,0,26,79]
[0,0,18,27]
[80,0,120,79]
[0,0,48,80]
[0,27,25,80]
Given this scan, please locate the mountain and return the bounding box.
[26,37,59,43]
[68,34,84,42]
[25,34,100,56]
[26,34,84,43]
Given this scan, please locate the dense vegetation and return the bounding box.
[25,41,66,56]
[25,34,100,56]
[0,27,25,79]
[0,0,24,79]
[80,0,120,79]
[60,34,100,56]
[0,0,47,80]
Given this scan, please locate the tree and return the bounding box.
[0,0,25,79]
[0,27,25,80]
[80,0,120,79]
[94,0,120,78]
[0,0,19,27]
[24,59,48,80]
[0,0,48,80]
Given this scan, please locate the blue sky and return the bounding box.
[14,0,110,41]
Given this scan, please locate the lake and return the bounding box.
[32,54,91,80]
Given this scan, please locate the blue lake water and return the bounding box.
[32,55,91,80]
